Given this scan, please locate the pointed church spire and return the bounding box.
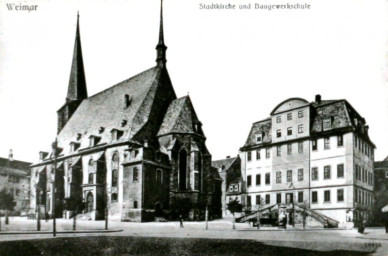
[156,0,167,66]
[67,13,87,102]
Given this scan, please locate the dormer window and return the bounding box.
[121,120,127,127]
[323,118,332,131]
[99,127,105,134]
[111,129,124,141]
[125,94,132,108]
[89,135,101,147]
[70,142,80,152]
[256,134,262,142]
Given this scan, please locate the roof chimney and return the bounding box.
[315,94,322,104]
[8,149,13,162]
[365,125,369,135]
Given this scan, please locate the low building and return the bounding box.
[240,95,375,227]
[373,157,388,224]
[212,156,242,217]
[0,152,31,214]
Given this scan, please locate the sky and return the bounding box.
[0,0,387,163]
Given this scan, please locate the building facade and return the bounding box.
[212,156,242,217]
[373,157,388,224]
[240,95,375,227]
[29,4,221,222]
[0,153,31,214]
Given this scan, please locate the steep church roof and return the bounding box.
[57,66,176,154]
[157,96,204,137]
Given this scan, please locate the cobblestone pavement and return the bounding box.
[0,217,387,255]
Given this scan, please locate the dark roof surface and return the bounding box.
[242,98,374,149]
[211,157,237,172]
[0,157,31,170]
[158,96,203,136]
[57,66,167,155]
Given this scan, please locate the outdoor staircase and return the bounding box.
[236,203,339,228]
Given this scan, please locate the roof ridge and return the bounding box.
[128,67,162,137]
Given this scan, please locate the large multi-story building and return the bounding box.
[0,152,31,214]
[29,3,221,222]
[240,95,375,226]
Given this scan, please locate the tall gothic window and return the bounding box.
[112,153,119,188]
[179,149,187,190]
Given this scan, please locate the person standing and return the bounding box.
[179,214,184,228]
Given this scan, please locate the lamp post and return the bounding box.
[5,149,13,225]
[52,139,57,237]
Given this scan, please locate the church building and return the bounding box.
[29,3,222,222]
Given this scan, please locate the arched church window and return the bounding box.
[179,149,187,190]
[112,169,118,187]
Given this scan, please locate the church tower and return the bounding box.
[156,0,167,67]
[57,13,88,134]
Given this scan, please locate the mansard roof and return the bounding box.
[55,66,176,155]
[242,97,374,150]
[157,96,204,137]
[243,118,272,148]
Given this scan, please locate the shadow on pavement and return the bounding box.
[0,236,375,256]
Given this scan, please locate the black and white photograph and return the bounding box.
[0,0,388,255]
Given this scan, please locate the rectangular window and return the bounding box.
[324,166,331,179]
[265,173,270,185]
[298,142,303,153]
[287,144,292,155]
[337,135,343,147]
[337,189,344,202]
[337,164,344,178]
[256,195,261,205]
[277,146,281,157]
[287,127,292,136]
[247,196,251,206]
[324,137,330,150]
[298,191,304,203]
[276,129,282,138]
[247,152,252,161]
[298,169,303,181]
[312,167,318,180]
[234,184,239,192]
[256,150,260,160]
[276,116,282,123]
[133,167,139,182]
[256,135,262,142]
[312,191,318,203]
[256,174,261,186]
[266,148,270,159]
[265,194,270,204]
[298,124,304,134]
[298,110,304,118]
[287,170,292,182]
[287,113,292,120]
[324,190,331,202]
[354,135,358,148]
[247,175,252,187]
[312,139,317,151]
[229,186,233,192]
[276,171,281,183]
[276,193,281,204]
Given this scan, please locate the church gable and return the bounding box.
[157,96,203,137]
